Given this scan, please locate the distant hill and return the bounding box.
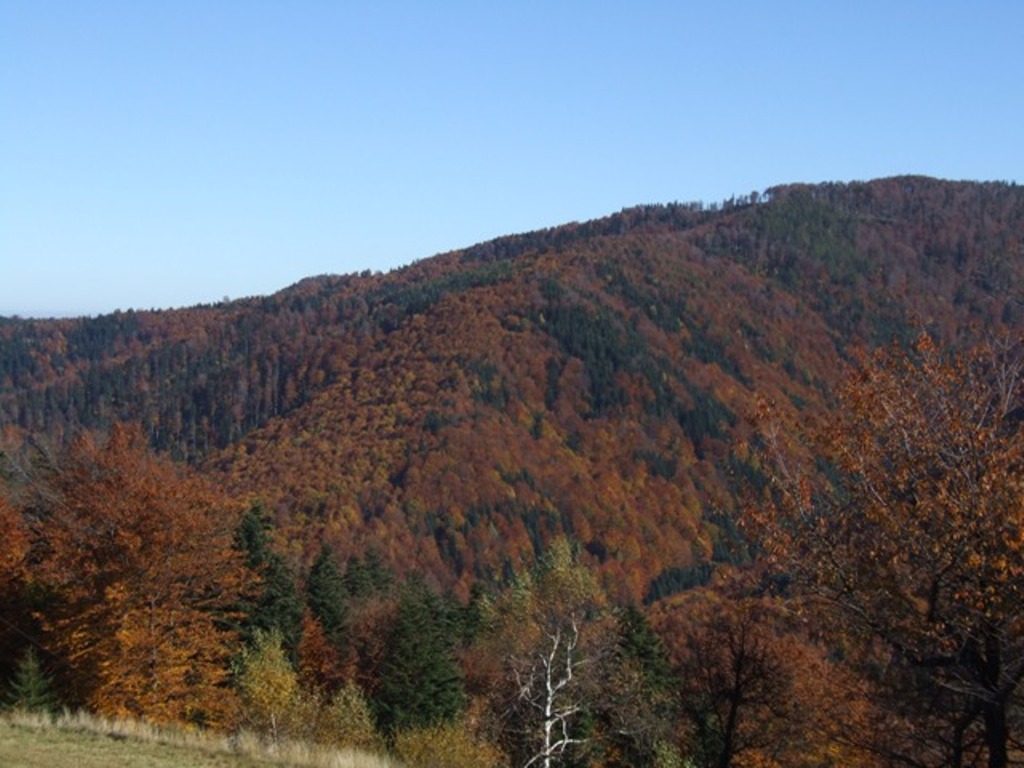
[3,176,1022,601]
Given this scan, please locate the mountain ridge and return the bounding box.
[3,175,1022,601]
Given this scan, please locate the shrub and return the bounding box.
[314,683,382,753]
[392,719,506,768]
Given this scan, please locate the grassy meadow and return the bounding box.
[0,710,399,768]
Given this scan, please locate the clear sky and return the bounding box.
[2,2,1022,318]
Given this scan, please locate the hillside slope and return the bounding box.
[3,176,1023,600]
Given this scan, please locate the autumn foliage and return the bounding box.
[752,333,1024,766]
[1,178,1023,763]
[11,424,246,725]
[651,587,871,767]
[2,178,1022,605]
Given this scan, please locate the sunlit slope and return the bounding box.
[2,177,1022,601]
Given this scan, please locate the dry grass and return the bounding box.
[0,709,401,768]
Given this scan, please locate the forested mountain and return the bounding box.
[2,176,1023,602]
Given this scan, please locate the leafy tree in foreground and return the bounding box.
[674,592,865,768]
[237,628,304,743]
[0,489,31,685]
[752,333,1024,767]
[480,537,612,768]
[23,423,246,725]
[315,682,381,752]
[238,627,384,750]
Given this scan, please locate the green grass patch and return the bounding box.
[0,710,398,768]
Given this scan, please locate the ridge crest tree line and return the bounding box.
[2,176,1023,618]
[1,330,1022,767]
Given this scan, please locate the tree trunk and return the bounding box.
[982,632,1007,768]
[718,692,738,768]
[983,701,1007,768]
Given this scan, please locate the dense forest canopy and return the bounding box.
[2,176,1024,765]
[2,176,1021,601]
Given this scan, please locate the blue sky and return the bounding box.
[2,2,1022,317]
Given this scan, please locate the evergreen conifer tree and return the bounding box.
[343,550,393,600]
[306,543,347,651]
[373,579,464,735]
[235,504,304,659]
[4,647,58,713]
[602,603,679,766]
[617,603,675,693]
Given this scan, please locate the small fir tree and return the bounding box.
[617,603,675,693]
[343,551,393,600]
[373,579,464,736]
[306,543,348,650]
[4,647,58,713]
[601,604,679,767]
[235,504,304,658]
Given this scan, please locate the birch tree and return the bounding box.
[516,613,585,768]
[485,537,612,767]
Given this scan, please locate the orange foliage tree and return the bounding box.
[21,424,247,725]
[751,334,1024,767]
[296,610,345,694]
[0,491,27,582]
[0,489,32,682]
[666,590,869,767]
